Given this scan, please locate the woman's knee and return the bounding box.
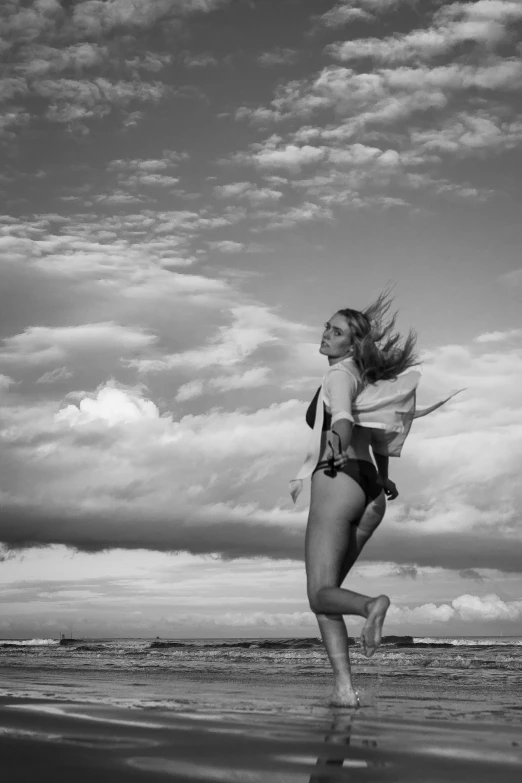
[308,585,334,614]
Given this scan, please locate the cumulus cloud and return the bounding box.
[0,381,308,556]
[237,140,327,171]
[0,374,16,390]
[2,329,522,574]
[452,593,522,622]
[389,593,522,624]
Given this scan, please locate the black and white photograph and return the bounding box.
[1,1,521,780]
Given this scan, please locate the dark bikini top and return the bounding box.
[305,387,332,431]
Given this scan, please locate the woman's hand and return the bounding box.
[381,477,399,500]
[332,449,349,468]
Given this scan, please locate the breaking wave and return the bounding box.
[0,638,60,648]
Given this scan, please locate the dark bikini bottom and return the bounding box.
[312,458,383,505]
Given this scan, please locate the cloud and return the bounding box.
[56,384,159,426]
[0,0,232,134]
[459,569,484,582]
[0,215,225,296]
[326,0,522,65]
[183,53,217,68]
[411,113,522,156]
[214,181,284,204]
[237,140,327,171]
[229,2,522,214]
[125,52,173,73]
[188,610,314,627]
[319,1,381,27]
[453,593,522,622]
[389,593,522,624]
[0,323,156,367]
[2,330,522,574]
[0,108,31,138]
[0,381,308,556]
[15,43,108,77]
[175,367,271,400]
[262,202,334,229]
[34,77,169,122]
[475,329,522,343]
[320,0,522,32]
[36,366,74,385]
[258,48,298,67]
[208,240,245,253]
[0,374,16,390]
[67,0,231,35]
[108,153,186,172]
[388,601,456,624]
[131,304,306,372]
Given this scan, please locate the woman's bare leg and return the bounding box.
[306,475,389,704]
[339,491,386,579]
[340,491,389,658]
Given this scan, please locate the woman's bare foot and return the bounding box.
[361,594,390,658]
[327,684,360,708]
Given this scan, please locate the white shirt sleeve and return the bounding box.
[324,365,360,425]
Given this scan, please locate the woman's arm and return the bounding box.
[372,448,399,499]
[332,419,353,454]
[373,451,389,481]
[326,366,358,461]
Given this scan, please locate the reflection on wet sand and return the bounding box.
[2,695,522,782]
[310,711,385,782]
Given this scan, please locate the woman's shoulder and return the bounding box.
[324,358,362,391]
[326,357,361,379]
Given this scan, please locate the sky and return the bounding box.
[1,0,522,640]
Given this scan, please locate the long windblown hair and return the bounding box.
[337,289,419,384]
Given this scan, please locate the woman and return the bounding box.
[290,292,459,707]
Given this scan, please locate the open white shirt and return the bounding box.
[290,358,461,503]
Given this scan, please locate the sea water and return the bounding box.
[1,636,521,724]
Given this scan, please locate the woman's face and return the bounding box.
[319,313,352,359]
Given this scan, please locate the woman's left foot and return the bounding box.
[361,594,390,658]
[327,685,360,708]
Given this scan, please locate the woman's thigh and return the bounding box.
[305,470,366,592]
[338,491,387,584]
[357,491,386,538]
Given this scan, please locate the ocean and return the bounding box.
[1,635,521,720]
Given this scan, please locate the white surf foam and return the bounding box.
[1,638,60,647]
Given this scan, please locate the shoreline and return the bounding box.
[1,664,522,724]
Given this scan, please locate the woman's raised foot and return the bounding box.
[361,594,390,658]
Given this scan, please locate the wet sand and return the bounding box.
[1,668,522,782]
[2,695,522,782]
